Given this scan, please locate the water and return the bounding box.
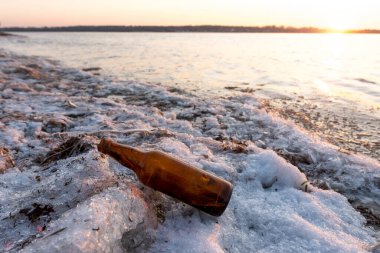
[1,32,380,159]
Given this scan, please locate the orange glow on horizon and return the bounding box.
[0,0,379,29]
[325,13,357,33]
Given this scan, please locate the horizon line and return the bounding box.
[1,25,380,34]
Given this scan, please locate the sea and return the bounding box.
[1,32,379,160]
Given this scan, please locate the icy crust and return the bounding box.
[0,150,119,251]
[20,187,156,253]
[0,50,379,252]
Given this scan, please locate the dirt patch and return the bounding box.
[275,149,312,166]
[13,66,45,80]
[0,147,15,173]
[354,206,380,230]
[19,203,55,223]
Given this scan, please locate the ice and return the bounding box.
[244,150,310,191]
[0,49,379,252]
[0,127,25,147]
[20,187,156,253]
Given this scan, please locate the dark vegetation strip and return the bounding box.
[1,25,380,33]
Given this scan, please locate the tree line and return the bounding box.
[1,25,379,33]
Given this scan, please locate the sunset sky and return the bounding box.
[1,0,379,30]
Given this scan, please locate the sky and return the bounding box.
[1,0,379,30]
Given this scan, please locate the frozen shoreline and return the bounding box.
[0,50,379,252]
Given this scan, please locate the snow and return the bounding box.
[245,150,311,191]
[20,187,156,253]
[0,49,379,252]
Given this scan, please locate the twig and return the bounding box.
[42,227,66,239]
[51,128,154,137]
[86,129,153,136]
[40,143,77,165]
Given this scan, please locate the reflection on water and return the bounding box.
[314,80,332,96]
[1,32,379,159]
[1,33,379,102]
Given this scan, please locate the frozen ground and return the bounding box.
[0,49,379,252]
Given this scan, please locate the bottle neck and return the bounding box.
[97,138,146,173]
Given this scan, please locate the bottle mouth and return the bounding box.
[97,138,112,154]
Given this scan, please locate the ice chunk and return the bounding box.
[244,150,310,191]
[21,187,156,253]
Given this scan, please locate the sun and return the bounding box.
[326,15,356,32]
[329,22,352,32]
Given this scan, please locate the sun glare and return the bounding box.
[326,14,356,33]
[323,1,357,33]
[329,22,352,32]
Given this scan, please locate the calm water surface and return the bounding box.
[1,32,379,158]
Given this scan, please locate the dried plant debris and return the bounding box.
[19,203,55,223]
[65,99,77,108]
[42,118,72,133]
[154,203,166,224]
[38,136,94,165]
[355,206,380,230]
[0,111,31,124]
[275,149,312,166]
[0,147,15,173]
[224,86,238,90]
[82,67,101,72]
[220,139,250,153]
[7,82,33,92]
[224,86,256,93]
[12,66,44,80]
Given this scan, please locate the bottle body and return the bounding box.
[98,138,233,216]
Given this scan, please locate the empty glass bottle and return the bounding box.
[98,138,233,216]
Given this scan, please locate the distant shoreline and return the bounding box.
[0,31,16,36]
[1,25,380,34]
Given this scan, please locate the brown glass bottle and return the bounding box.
[97,138,233,216]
